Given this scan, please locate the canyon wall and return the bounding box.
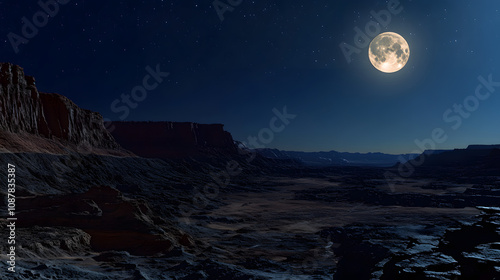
[109,121,237,159]
[0,63,121,152]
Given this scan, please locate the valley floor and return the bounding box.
[2,166,499,279]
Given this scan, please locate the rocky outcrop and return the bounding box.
[379,206,500,279]
[37,93,119,150]
[108,121,237,159]
[0,63,123,153]
[437,206,500,279]
[318,207,500,279]
[15,227,92,259]
[16,185,176,256]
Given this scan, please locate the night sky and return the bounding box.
[2,0,500,154]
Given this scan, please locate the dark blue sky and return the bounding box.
[2,0,500,153]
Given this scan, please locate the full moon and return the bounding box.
[369,32,410,73]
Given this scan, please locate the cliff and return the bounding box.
[0,63,241,160]
[0,63,127,155]
[407,144,500,173]
[108,121,237,159]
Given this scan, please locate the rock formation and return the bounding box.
[380,206,500,279]
[16,185,177,256]
[108,121,237,159]
[0,63,125,154]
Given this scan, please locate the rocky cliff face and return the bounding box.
[109,121,237,159]
[0,63,121,153]
[0,63,41,134]
[0,62,244,160]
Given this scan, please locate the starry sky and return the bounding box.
[2,0,500,154]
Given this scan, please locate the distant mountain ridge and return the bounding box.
[256,148,419,167]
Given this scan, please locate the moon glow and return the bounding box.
[369,32,410,73]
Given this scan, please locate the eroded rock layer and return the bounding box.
[0,63,122,153]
